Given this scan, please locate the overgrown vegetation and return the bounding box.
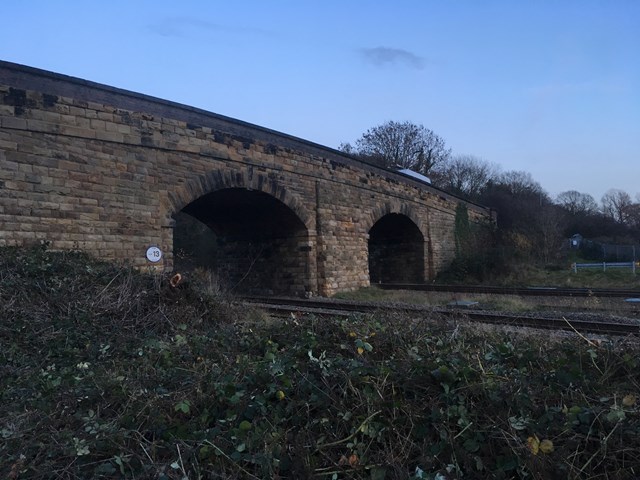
[3,246,640,479]
[435,202,640,288]
[436,258,640,290]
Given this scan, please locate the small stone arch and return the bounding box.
[366,203,427,284]
[364,202,426,238]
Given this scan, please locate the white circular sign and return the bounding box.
[146,246,163,262]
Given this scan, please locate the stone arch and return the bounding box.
[364,202,426,238]
[165,169,316,295]
[166,169,313,229]
[366,203,427,284]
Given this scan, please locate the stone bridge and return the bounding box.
[0,61,493,296]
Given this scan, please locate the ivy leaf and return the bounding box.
[527,436,540,455]
[174,400,191,414]
[509,416,528,431]
[463,437,480,453]
[606,408,626,423]
[622,394,636,407]
[539,439,554,454]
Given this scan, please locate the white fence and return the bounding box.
[572,262,638,274]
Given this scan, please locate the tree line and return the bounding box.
[341,121,640,274]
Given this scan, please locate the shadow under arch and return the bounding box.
[168,169,313,228]
[367,205,426,284]
[168,170,314,295]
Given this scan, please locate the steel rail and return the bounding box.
[242,296,640,337]
[376,283,640,298]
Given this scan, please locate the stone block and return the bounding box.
[1,116,27,129]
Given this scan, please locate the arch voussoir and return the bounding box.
[169,169,312,230]
[365,202,425,239]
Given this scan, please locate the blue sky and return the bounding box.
[2,1,638,202]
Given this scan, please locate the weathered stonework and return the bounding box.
[0,61,494,296]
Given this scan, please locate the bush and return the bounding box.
[2,246,640,478]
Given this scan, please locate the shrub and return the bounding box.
[2,246,640,478]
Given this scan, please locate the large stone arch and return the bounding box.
[165,169,317,295]
[366,202,428,284]
[166,169,313,229]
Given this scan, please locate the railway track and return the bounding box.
[242,296,640,337]
[377,283,640,298]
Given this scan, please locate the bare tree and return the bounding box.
[555,190,598,216]
[344,121,451,175]
[601,189,633,224]
[627,198,640,229]
[431,154,500,200]
[338,142,355,155]
[479,169,550,246]
[497,170,545,197]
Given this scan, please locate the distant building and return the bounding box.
[570,233,583,249]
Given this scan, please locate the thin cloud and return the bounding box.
[527,79,628,97]
[360,47,425,70]
[148,17,274,39]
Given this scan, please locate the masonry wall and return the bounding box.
[0,61,493,296]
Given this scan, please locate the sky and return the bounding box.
[1,1,638,202]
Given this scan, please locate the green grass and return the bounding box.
[438,258,640,290]
[335,286,640,316]
[501,265,640,289]
[333,286,444,304]
[2,246,640,478]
